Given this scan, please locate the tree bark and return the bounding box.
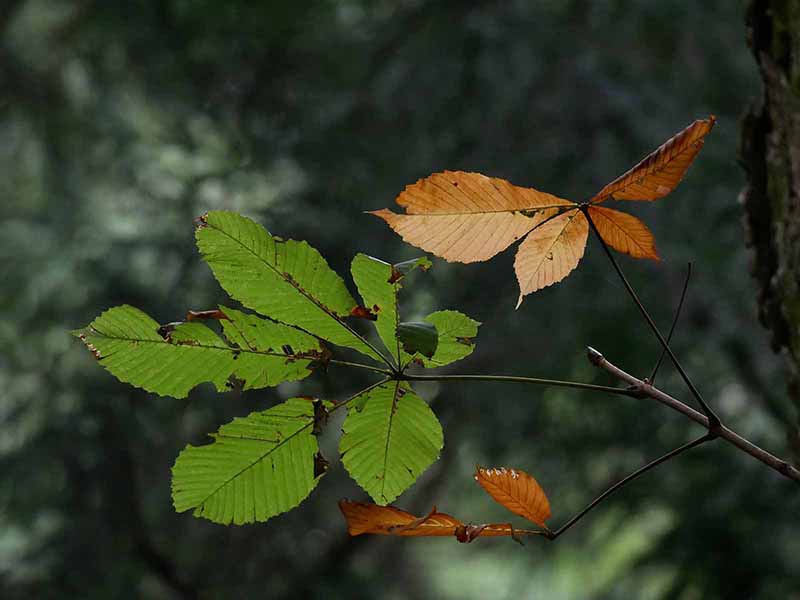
[741,0,800,465]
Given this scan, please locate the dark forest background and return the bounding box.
[2,1,798,598]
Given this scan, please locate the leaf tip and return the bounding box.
[367,208,395,221]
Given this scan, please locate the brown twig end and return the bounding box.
[587,346,604,366]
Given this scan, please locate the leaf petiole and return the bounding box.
[399,373,637,398]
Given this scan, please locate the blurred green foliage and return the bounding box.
[2,0,798,598]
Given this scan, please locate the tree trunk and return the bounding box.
[741,0,800,465]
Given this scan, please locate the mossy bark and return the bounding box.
[741,0,800,464]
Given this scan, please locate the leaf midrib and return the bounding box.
[194,419,314,510]
[393,203,574,217]
[87,331,316,360]
[379,380,403,502]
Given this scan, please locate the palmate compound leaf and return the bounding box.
[475,466,551,527]
[74,305,323,398]
[371,117,714,305]
[172,397,325,525]
[339,381,443,504]
[338,501,543,543]
[195,211,385,362]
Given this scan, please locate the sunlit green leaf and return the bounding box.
[420,310,480,368]
[351,254,400,364]
[74,305,320,398]
[172,398,322,525]
[351,254,431,365]
[340,381,443,504]
[195,211,384,362]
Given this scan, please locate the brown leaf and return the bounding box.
[338,500,540,543]
[513,210,588,306]
[590,116,716,203]
[475,466,551,527]
[586,205,659,260]
[370,171,574,263]
[339,500,461,537]
[186,308,229,321]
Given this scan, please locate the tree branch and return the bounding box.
[587,346,800,483]
[581,205,722,431]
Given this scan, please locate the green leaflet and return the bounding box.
[351,254,432,366]
[339,381,443,504]
[74,305,321,398]
[172,398,322,525]
[420,310,480,368]
[350,254,401,364]
[195,211,385,363]
[396,321,438,358]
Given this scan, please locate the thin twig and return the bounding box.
[328,359,393,375]
[581,205,721,431]
[587,347,800,483]
[649,262,692,385]
[549,433,713,540]
[399,373,638,398]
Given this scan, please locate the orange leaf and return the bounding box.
[338,500,541,543]
[586,205,659,260]
[371,118,714,301]
[589,116,716,204]
[513,210,588,306]
[474,466,551,527]
[370,171,574,263]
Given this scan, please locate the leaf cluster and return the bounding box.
[75,211,480,524]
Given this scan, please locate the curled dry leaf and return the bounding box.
[371,117,714,305]
[338,500,540,544]
[475,466,551,527]
[186,308,230,321]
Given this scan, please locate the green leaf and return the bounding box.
[339,381,443,504]
[74,305,321,398]
[350,254,400,364]
[397,321,438,358]
[172,398,322,525]
[195,211,384,362]
[218,306,327,390]
[351,254,431,365]
[420,310,480,368]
